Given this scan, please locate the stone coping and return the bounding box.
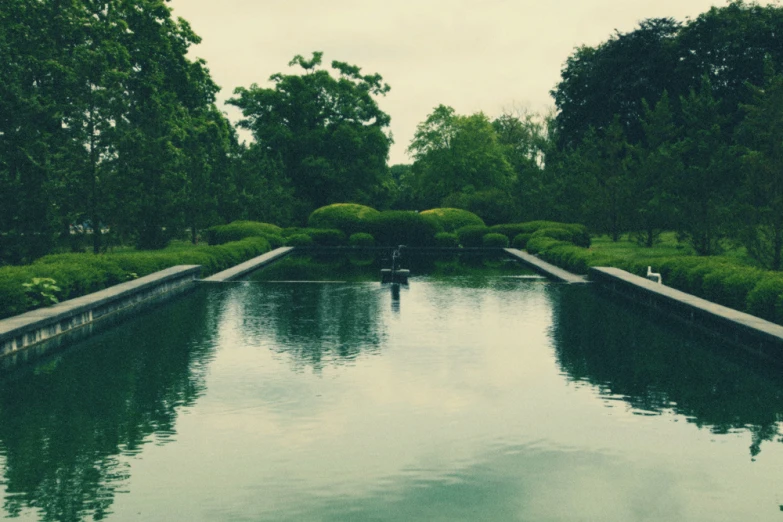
[590,266,783,350]
[202,247,294,282]
[504,248,589,283]
[0,265,201,353]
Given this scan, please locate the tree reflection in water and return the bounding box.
[0,286,224,522]
[549,285,783,458]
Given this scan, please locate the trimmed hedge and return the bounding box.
[285,234,314,247]
[420,208,485,233]
[512,233,531,249]
[349,233,375,247]
[368,211,440,247]
[482,233,509,248]
[307,203,380,235]
[205,221,282,246]
[434,232,459,248]
[456,225,489,248]
[0,237,272,320]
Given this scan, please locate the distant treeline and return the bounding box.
[5,0,783,272]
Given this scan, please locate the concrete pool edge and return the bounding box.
[590,266,783,360]
[504,248,589,283]
[0,265,201,359]
[201,247,295,282]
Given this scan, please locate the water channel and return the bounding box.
[0,252,781,521]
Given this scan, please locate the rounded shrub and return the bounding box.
[531,227,577,243]
[286,234,313,247]
[307,229,346,246]
[420,208,484,233]
[526,236,569,255]
[482,233,510,248]
[349,232,375,247]
[435,232,460,248]
[702,266,763,311]
[368,211,439,247]
[456,225,489,248]
[512,233,531,249]
[746,275,783,322]
[205,221,283,245]
[307,203,380,235]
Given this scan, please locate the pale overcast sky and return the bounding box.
[167,0,770,165]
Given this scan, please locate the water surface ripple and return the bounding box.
[0,275,781,521]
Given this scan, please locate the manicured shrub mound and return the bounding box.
[482,233,509,248]
[456,225,489,248]
[434,232,460,248]
[369,211,440,247]
[205,221,282,246]
[512,233,531,249]
[349,233,375,247]
[285,234,314,246]
[421,208,485,232]
[307,203,380,235]
[0,237,271,320]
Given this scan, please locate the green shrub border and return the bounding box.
[0,237,271,320]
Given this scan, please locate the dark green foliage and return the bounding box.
[368,211,440,247]
[307,204,380,235]
[526,236,570,255]
[441,188,518,226]
[702,266,764,311]
[434,232,460,248]
[307,229,346,246]
[531,228,576,243]
[420,208,485,232]
[229,53,393,212]
[489,224,531,240]
[286,234,314,247]
[512,233,531,249]
[0,238,271,319]
[205,221,283,245]
[482,233,510,248]
[456,226,490,248]
[349,233,375,247]
[746,275,783,322]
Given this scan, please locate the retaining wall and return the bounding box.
[202,247,294,282]
[0,265,201,359]
[590,266,783,361]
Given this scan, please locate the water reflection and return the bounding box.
[0,287,224,521]
[226,282,386,370]
[549,285,783,457]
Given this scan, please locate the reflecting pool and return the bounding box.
[0,261,782,521]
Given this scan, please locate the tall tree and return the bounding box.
[673,77,735,255]
[629,92,682,246]
[407,105,515,216]
[735,65,783,269]
[229,52,393,217]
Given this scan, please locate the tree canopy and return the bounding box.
[229,52,393,215]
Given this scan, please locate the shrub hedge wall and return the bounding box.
[420,208,485,232]
[0,237,271,320]
[368,211,441,247]
[307,203,380,235]
[205,221,282,246]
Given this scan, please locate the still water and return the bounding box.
[0,256,782,521]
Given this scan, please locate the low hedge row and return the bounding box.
[0,237,271,320]
[205,221,282,246]
[528,234,783,325]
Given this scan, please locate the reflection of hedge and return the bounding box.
[421,208,485,232]
[205,221,282,246]
[307,203,380,235]
[369,211,440,247]
[0,237,271,319]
